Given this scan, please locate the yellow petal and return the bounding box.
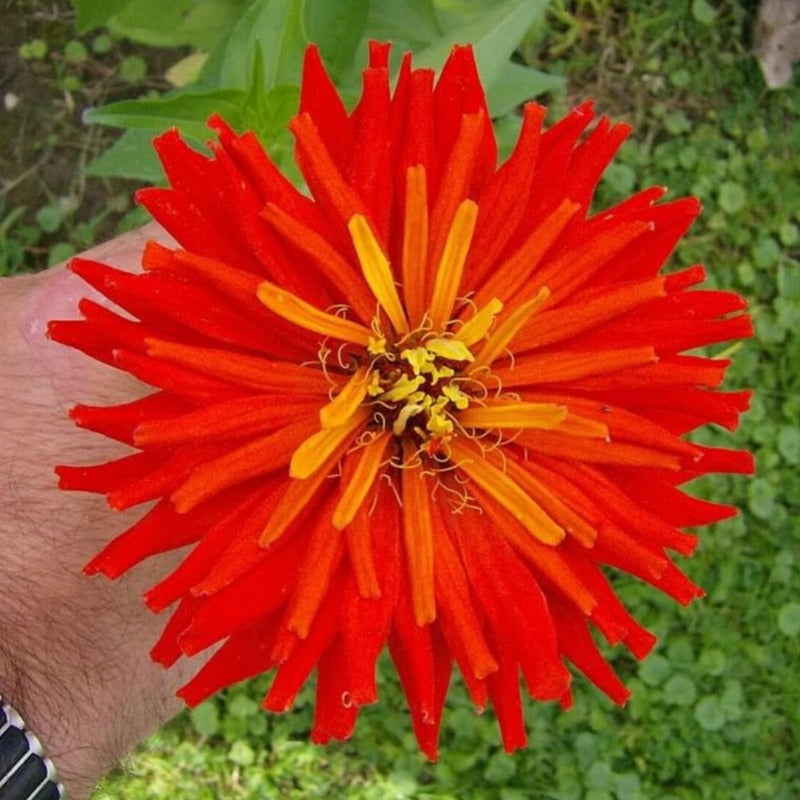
[470,287,550,371]
[453,297,504,346]
[448,438,565,546]
[425,336,474,362]
[458,402,567,430]
[257,280,373,345]
[428,199,479,331]
[349,214,409,334]
[319,366,370,428]
[332,432,391,529]
[290,407,370,480]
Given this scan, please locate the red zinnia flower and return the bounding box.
[50,43,754,757]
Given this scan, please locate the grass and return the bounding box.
[5,0,800,798]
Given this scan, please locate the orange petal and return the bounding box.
[448,438,564,546]
[401,441,436,625]
[401,165,429,327]
[332,432,391,529]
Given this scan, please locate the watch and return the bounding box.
[0,694,64,800]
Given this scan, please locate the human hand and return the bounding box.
[0,224,196,800]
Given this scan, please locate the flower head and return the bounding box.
[50,42,754,757]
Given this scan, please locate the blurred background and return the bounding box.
[2,1,799,798]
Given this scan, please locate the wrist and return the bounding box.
[0,228,191,798]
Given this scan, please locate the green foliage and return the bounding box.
[77,0,561,182]
[304,0,369,80]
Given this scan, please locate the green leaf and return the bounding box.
[73,0,131,32]
[227,694,259,719]
[777,262,800,299]
[585,761,613,790]
[92,33,113,54]
[105,0,244,48]
[366,0,442,50]
[228,739,256,766]
[718,181,747,214]
[483,751,516,783]
[36,205,62,233]
[663,674,698,707]
[493,113,522,159]
[119,55,147,83]
[663,109,691,135]
[305,0,369,80]
[777,425,800,464]
[189,700,220,737]
[177,0,249,50]
[752,236,780,268]
[85,87,247,140]
[698,648,726,676]
[217,0,307,91]
[485,61,564,117]
[19,39,48,60]
[412,0,550,87]
[85,129,165,182]
[48,242,76,266]
[64,39,88,63]
[602,162,636,198]
[638,654,671,687]
[694,695,726,731]
[691,0,716,25]
[778,222,798,247]
[747,477,776,520]
[778,602,800,637]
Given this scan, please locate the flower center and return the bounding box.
[364,330,475,442]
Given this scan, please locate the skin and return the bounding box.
[0,224,198,799]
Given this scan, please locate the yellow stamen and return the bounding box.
[425,337,474,363]
[401,440,436,625]
[470,287,550,371]
[319,366,369,429]
[401,346,434,374]
[427,364,455,385]
[401,165,429,327]
[428,199,479,331]
[290,407,370,479]
[257,280,373,346]
[393,401,427,436]
[349,214,409,334]
[367,336,387,356]
[366,371,383,397]
[448,438,565,546]
[458,401,567,430]
[426,397,455,436]
[380,374,424,403]
[441,383,470,411]
[453,297,504,346]
[332,432,391,530]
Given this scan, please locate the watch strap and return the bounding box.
[0,695,64,800]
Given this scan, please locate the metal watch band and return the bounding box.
[0,695,64,800]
